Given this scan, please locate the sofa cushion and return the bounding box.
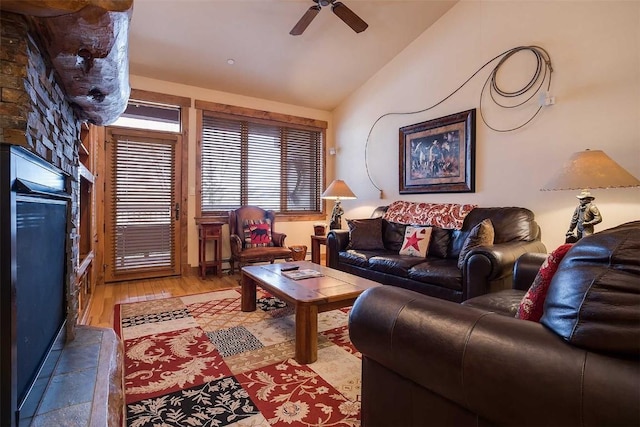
[407,259,462,291]
[369,254,426,277]
[429,227,451,258]
[516,244,573,322]
[347,217,385,250]
[382,220,406,252]
[457,218,494,269]
[340,249,388,268]
[243,219,273,248]
[541,221,640,357]
[399,226,432,257]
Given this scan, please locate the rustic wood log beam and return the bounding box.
[1,1,132,125]
[0,0,133,18]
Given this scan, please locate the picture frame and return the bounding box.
[399,109,476,194]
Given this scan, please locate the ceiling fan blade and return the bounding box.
[332,1,368,33]
[290,5,321,36]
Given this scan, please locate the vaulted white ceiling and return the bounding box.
[128,0,457,111]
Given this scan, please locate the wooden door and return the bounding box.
[104,128,182,282]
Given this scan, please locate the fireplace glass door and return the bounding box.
[16,195,67,415]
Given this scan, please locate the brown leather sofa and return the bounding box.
[349,221,640,427]
[328,206,546,302]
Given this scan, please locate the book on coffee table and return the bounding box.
[282,269,324,280]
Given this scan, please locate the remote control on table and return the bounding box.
[281,265,299,271]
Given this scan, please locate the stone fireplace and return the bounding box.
[0,3,131,425]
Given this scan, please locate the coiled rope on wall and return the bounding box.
[364,45,553,194]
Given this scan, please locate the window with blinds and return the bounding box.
[110,136,176,273]
[200,114,323,214]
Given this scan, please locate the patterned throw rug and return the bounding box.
[114,288,361,426]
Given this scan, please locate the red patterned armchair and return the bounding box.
[228,206,291,274]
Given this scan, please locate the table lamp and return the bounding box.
[541,149,640,241]
[321,179,356,229]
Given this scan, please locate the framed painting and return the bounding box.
[399,109,476,194]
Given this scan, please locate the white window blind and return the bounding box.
[201,114,323,214]
[110,137,175,272]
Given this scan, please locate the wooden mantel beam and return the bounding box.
[0,0,133,18]
[1,0,133,125]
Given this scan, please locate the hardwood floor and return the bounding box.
[85,273,242,329]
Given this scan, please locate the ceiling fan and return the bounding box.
[290,0,368,36]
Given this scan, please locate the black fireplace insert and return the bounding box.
[0,145,71,426]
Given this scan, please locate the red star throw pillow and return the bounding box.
[399,226,432,257]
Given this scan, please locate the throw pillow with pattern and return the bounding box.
[243,219,273,248]
[516,244,573,322]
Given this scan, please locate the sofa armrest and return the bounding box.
[326,229,349,268]
[349,286,640,427]
[512,252,547,291]
[464,239,547,299]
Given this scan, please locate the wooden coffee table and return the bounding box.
[241,260,380,364]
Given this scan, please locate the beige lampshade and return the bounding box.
[321,179,357,200]
[541,149,640,191]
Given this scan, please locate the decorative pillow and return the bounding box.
[399,226,433,257]
[429,227,451,258]
[243,219,273,248]
[516,244,573,322]
[382,220,406,252]
[457,219,494,269]
[347,217,385,250]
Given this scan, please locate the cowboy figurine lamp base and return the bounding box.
[321,179,356,230]
[565,190,602,243]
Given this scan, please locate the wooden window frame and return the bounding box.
[195,100,328,222]
[100,89,192,277]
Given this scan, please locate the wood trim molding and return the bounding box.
[130,89,191,108]
[194,99,328,130]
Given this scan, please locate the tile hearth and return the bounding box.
[24,326,123,427]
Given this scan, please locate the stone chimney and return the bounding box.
[1,11,82,336]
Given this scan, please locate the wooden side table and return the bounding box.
[310,235,327,265]
[197,220,224,278]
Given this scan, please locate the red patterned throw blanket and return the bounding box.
[382,200,476,229]
[115,288,361,427]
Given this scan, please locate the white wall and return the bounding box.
[333,1,640,251]
[128,75,333,267]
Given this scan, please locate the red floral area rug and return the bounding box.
[114,288,361,426]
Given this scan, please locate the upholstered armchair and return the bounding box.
[228,206,291,274]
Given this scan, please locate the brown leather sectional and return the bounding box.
[349,221,640,426]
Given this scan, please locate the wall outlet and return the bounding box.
[539,91,556,106]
